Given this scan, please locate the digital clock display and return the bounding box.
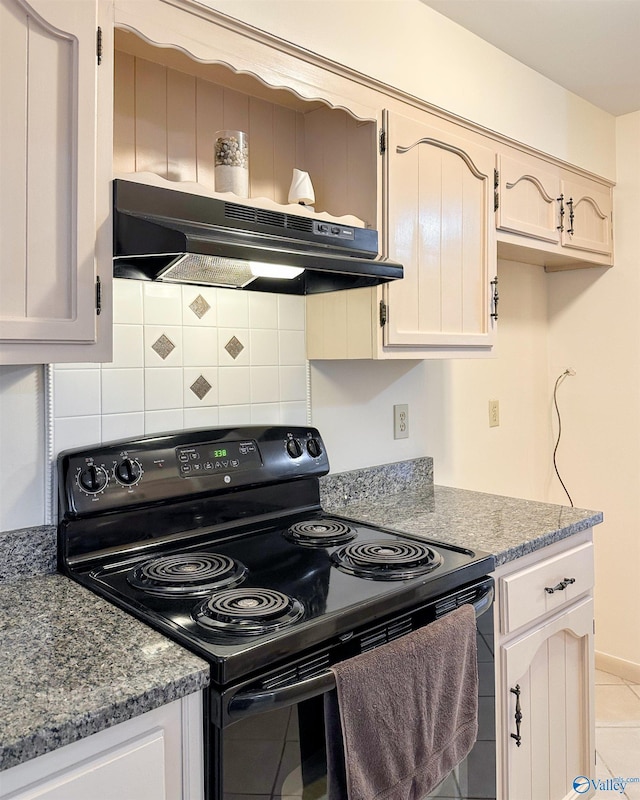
[176,439,262,478]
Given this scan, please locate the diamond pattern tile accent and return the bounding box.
[225,335,245,360]
[190,375,212,400]
[189,294,211,319]
[151,333,176,360]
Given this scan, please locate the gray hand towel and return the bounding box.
[324,603,478,800]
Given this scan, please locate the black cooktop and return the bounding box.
[69,510,491,683]
[57,426,494,685]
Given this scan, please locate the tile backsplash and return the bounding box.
[52,279,308,454]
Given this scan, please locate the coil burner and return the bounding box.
[128,552,247,597]
[285,519,357,547]
[194,588,305,636]
[331,539,443,581]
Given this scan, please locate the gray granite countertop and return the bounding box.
[321,463,602,566]
[0,573,209,772]
[0,456,602,772]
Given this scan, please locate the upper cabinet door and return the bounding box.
[560,177,613,256]
[0,0,111,364]
[496,154,561,244]
[384,110,496,349]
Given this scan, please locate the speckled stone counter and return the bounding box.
[0,573,209,771]
[320,460,602,566]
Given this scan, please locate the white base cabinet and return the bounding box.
[494,533,596,800]
[0,694,204,800]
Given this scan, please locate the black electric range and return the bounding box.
[57,425,496,800]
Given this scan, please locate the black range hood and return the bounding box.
[113,180,403,295]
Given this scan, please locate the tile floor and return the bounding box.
[595,669,640,799]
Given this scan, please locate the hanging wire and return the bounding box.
[553,369,575,507]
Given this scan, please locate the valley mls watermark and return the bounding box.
[573,775,640,794]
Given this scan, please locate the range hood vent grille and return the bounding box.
[224,202,313,233]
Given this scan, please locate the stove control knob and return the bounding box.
[286,438,303,459]
[306,437,322,458]
[114,457,143,486]
[78,465,109,494]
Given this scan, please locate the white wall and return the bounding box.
[546,111,640,676]
[0,366,46,531]
[311,259,552,503]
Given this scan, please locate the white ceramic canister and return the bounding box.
[214,130,249,197]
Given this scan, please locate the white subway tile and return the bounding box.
[218,367,251,406]
[144,409,184,434]
[101,413,145,442]
[113,278,143,324]
[250,366,280,404]
[182,286,218,327]
[184,406,220,429]
[250,329,278,366]
[183,367,219,408]
[250,403,281,424]
[217,288,249,327]
[278,294,305,330]
[101,369,144,414]
[54,415,101,456]
[279,366,307,402]
[218,405,251,424]
[278,330,306,366]
[144,326,183,367]
[143,283,183,325]
[103,324,144,369]
[54,369,101,417]
[183,326,218,367]
[144,367,184,411]
[280,402,308,425]
[248,293,278,329]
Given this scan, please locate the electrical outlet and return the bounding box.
[394,404,409,439]
[488,399,500,428]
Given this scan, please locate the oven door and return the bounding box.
[208,578,495,800]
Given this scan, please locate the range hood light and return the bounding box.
[249,262,305,280]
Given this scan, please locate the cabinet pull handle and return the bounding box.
[490,276,499,321]
[567,197,575,235]
[557,194,565,232]
[544,577,576,594]
[510,684,522,747]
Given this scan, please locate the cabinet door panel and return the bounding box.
[9,731,166,800]
[0,0,99,344]
[501,597,594,800]
[384,110,496,348]
[561,179,612,256]
[497,154,561,243]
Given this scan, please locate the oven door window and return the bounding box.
[223,697,327,799]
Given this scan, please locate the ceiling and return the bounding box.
[419,0,640,116]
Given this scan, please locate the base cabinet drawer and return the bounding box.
[499,542,593,634]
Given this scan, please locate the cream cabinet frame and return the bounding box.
[0,0,113,365]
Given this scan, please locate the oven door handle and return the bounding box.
[225,586,493,724]
[227,669,336,723]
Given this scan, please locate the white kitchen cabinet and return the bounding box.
[0,0,113,365]
[0,694,204,800]
[382,109,497,350]
[307,110,499,359]
[494,533,595,800]
[495,151,613,271]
